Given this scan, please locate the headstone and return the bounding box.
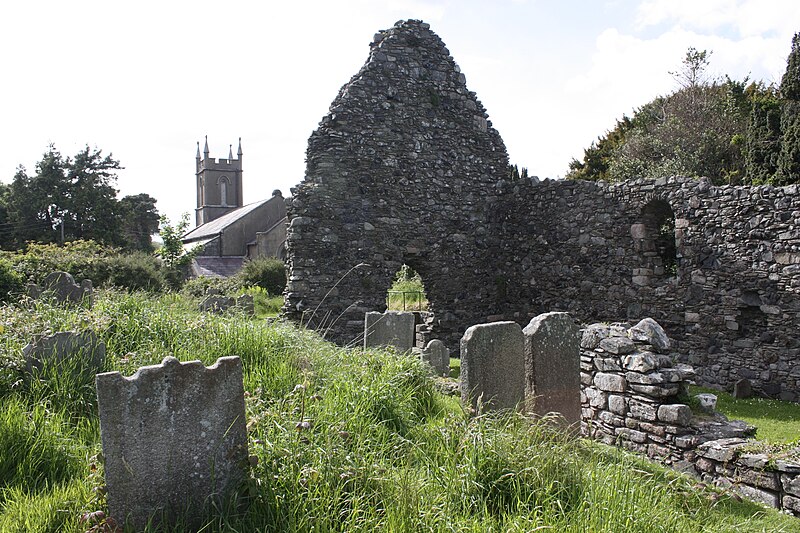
[364,311,415,352]
[200,295,235,313]
[523,312,581,426]
[26,271,93,307]
[460,321,524,411]
[733,378,753,399]
[420,339,449,377]
[96,356,248,530]
[235,294,255,315]
[23,330,105,375]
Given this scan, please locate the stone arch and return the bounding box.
[631,199,678,286]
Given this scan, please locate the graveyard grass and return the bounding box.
[0,291,798,532]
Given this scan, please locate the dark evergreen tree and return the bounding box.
[118,193,160,252]
[777,33,800,184]
[745,84,781,183]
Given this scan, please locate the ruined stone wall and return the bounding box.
[284,18,800,399]
[284,20,509,347]
[501,176,800,400]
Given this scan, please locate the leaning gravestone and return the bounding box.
[26,271,93,307]
[460,321,525,411]
[23,330,105,375]
[364,311,416,352]
[96,356,248,530]
[420,339,449,377]
[523,312,580,426]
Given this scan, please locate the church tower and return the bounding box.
[195,136,244,226]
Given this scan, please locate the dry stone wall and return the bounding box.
[284,19,508,348]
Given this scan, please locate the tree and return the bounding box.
[2,144,159,250]
[118,194,160,252]
[65,146,123,243]
[745,83,782,183]
[777,32,800,183]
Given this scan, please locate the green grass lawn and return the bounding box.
[691,385,800,445]
[1,292,798,531]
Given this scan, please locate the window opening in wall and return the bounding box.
[641,199,678,279]
[219,177,230,206]
[386,264,428,311]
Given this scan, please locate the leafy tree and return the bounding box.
[2,145,159,250]
[155,214,194,270]
[118,193,160,252]
[567,116,634,182]
[64,146,122,243]
[777,32,800,183]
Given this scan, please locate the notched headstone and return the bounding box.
[23,330,105,375]
[96,356,248,530]
[26,271,93,307]
[460,321,524,411]
[364,311,416,352]
[523,312,580,426]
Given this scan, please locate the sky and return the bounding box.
[1,0,798,227]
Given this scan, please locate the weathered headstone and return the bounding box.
[23,330,105,375]
[460,321,524,411]
[420,339,449,377]
[26,271,93,307]
[364,311,416,352]
[523,312,581,426]
[96,356,248,530]
[734,378,753,399]
[235,294,255,315]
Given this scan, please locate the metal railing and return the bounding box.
[386,290,427,311]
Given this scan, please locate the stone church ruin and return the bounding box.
[284,19,800,401]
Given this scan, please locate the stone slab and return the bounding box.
[23,330,105,375]
[460,321,524,411]
[523,312,580,426]
[420,339,449,377]
[96,356,248,530]
[364,311,416,353]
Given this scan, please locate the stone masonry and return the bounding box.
[284,19,509,349]
[283,19,800,400]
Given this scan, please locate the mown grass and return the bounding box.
[0,291,798,531]
[690,385,800,445]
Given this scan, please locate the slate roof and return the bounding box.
[191,256,246,278]
[182,198,271,242]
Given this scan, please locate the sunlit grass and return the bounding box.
[0,291,798,531]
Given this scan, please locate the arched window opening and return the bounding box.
[219,176,230,206]
[386,264,428,311]
[632,199,678,285]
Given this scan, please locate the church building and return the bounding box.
[182,137,287,277]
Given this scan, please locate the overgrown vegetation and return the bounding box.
[387,264,428,311]
[569,34,800,185]
[0,291,797,531]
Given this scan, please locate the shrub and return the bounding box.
[105,253,163,292]
[8,240,115,286]
[0,258,24,302]
[237,257,286,295]
[181,275,242,298]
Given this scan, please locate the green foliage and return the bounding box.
[181,275,242,298]
[237,257,286,295]
[7,240,115,285]
[2,145,159,251]
[387,264,428,310]
[0,257,24,302]
[570,38,800,185]
[155,214,195,290]
[105,252,163,292]
[745,83,782,183]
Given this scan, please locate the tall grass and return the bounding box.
[0,290,797,531]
